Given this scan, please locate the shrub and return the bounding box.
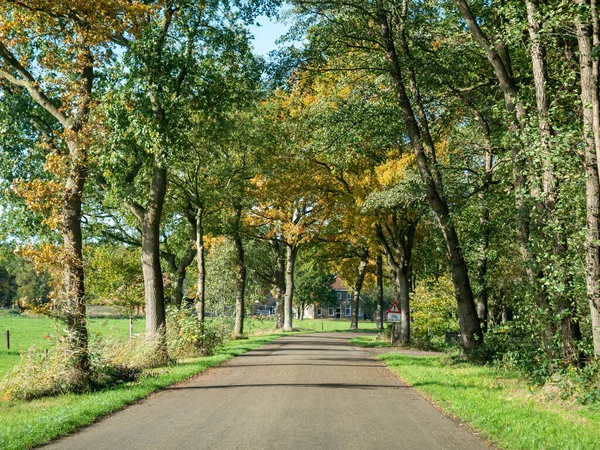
[97,333,166,371]
[0,333,165,401]
[411,276,459,349]
[166,304,225,358]
[551,360,600,404]
[0,340,86,400]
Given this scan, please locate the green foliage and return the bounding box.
[166,304,225,358]
[0,247,50,309]
[0,266,16,309]
[411,276,459,349]
[293,254,337,310]
[85,245,144,315]
[548,360,600,405]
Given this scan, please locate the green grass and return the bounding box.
[0,315,379,377]
[379,353,600,450]
[349,335,392,347]
[0,315,147,377]
[293,318,380,333]
[0,334,281,450]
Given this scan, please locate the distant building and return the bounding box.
[303,277,361,319]
[251,295,277,316]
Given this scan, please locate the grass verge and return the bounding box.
[349,336,392,348]
[379,353,600,450]
[0,334,280,450]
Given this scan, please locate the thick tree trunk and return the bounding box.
[376,254,384,329]
[376,3,482,350]
[575,5,600,356]
[233,235,246,339]
[195,208,206,326]
[143,166,167,347]
[283,243,298,332]
[350,250,369,330]
[127,163,168,360]
[62,144,89,375]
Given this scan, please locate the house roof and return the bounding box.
[331,276,348,291]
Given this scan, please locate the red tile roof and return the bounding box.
[331,276,348,291]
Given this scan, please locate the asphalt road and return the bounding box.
[43,333,489,450]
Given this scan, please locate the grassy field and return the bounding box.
[0,314,379,376]
[0,315,147,376]
[379,353,600,450]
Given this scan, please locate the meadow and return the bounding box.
[0,312,379,376]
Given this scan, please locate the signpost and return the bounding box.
[386,301,402,344]
[387,301,401,322]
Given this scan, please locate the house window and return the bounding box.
[345,304,351,316]
[346,292,352,300]
[317,307,322,317]
[337,292,342,300]
[328,306,334,316]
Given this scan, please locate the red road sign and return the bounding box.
[387,301,401,314]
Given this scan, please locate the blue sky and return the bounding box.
[247,15,291,56]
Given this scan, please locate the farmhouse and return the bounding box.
[302,277,361,319]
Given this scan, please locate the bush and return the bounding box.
[0,307,228,401]
[166,304,225,358]
[550,360,600,404]
[0,333,164,401]
[411,276,459,350]
[0,341,85,400]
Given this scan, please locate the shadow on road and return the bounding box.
[218,363,383,368]
[167,382,408,391]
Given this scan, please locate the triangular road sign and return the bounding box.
[387,301,401,314]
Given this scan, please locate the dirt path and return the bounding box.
[43,333,489,450]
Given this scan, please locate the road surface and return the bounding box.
[43,333,489,450]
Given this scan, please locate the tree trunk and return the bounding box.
[195,208,206,326]
[0,35,95,377]
[62,143,89,375]
[375,219,416,345]
[233,235,246,339]
[283,243,298,331]
[477,148,492,332]
[376,254,384,329]
[271,239,285,328]
[376,3,482,350]
[129,163,168,361]
[397,266,411,345]
[350,249,369,330]
[575,3,600,356]
[165,213,197,309]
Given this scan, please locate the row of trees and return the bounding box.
[3,0,600,386]
[285,0,600,370]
